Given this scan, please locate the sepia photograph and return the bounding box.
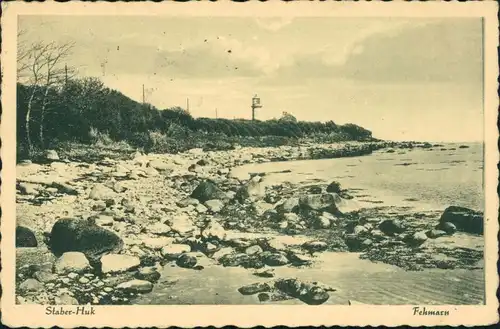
[2,1,498,327]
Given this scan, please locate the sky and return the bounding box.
[18,16,483,142]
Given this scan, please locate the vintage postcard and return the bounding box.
[1,1,499,327]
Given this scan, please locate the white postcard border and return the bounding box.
[1,1,498,327]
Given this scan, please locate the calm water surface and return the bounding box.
[233,143,484,211]
[136,252,484,305]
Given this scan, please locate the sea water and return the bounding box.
[135,143,485,305]
[233,142,484,211]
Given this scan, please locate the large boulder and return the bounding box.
[235,176,266,202]
[19,278,44,293]
[147,223,171,236]
[48,218,123,263]
[93,214,114,227]
[286,250,314,265]
[404,231,428,247]
[245,245,263,255]
[204,199,225,213]
[211,247,236,260]
[253,201,275,216]
[100,254,141,274]
[142,237,174,250]
[16,248,57,273]
[326,181,342,193]
[88,184,115,201]
[259,238,287,252]
[135,267,161,282]
[353,225,368,235]
[298,193,340,212]
[238,282,271,295]
[301,240,328,254]
[17,182,39,195]
[438,206,483,235]
[16,226,37,248]
[121,198,136,213]
[200,219,227,242]
[219,253,251,267]
[313,216,331,229]
[147,159,173,172]
[275,197,299,214]
[176,197,200,208]
[53,252,92,274]
[44,149,60,161]
[196,204,209,214]
[33,270,57,283]
[283,213,300,224]
[378,219,405,236]
[260,252,289,266]
[116,279,153,294]
[426,229,448,239]
[308,186,323,195]
[145,167,159,177]
[275,278,330,305]
[160,244,191,260]
[438,222,457,235]
[176,253,197,268]
[262,209,281,223]
[190,180,227,203]
[112,182,126,193]
[166,214,196,237]
[344,234,372,252]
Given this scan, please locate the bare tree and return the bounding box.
[37,41,76,147]
[16,29,31,78]
[17,35,75,155]
[19,41,50,156]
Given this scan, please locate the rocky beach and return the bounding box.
[15,141,484,306]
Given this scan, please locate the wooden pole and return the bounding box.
[65,64,68,85]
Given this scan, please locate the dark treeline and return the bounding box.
[17,77,373,159]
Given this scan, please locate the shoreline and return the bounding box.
[231,144,483,213]
[15,141,484,306]
[20,138,463,165]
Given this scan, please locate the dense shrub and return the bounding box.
[16,77,373,160]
